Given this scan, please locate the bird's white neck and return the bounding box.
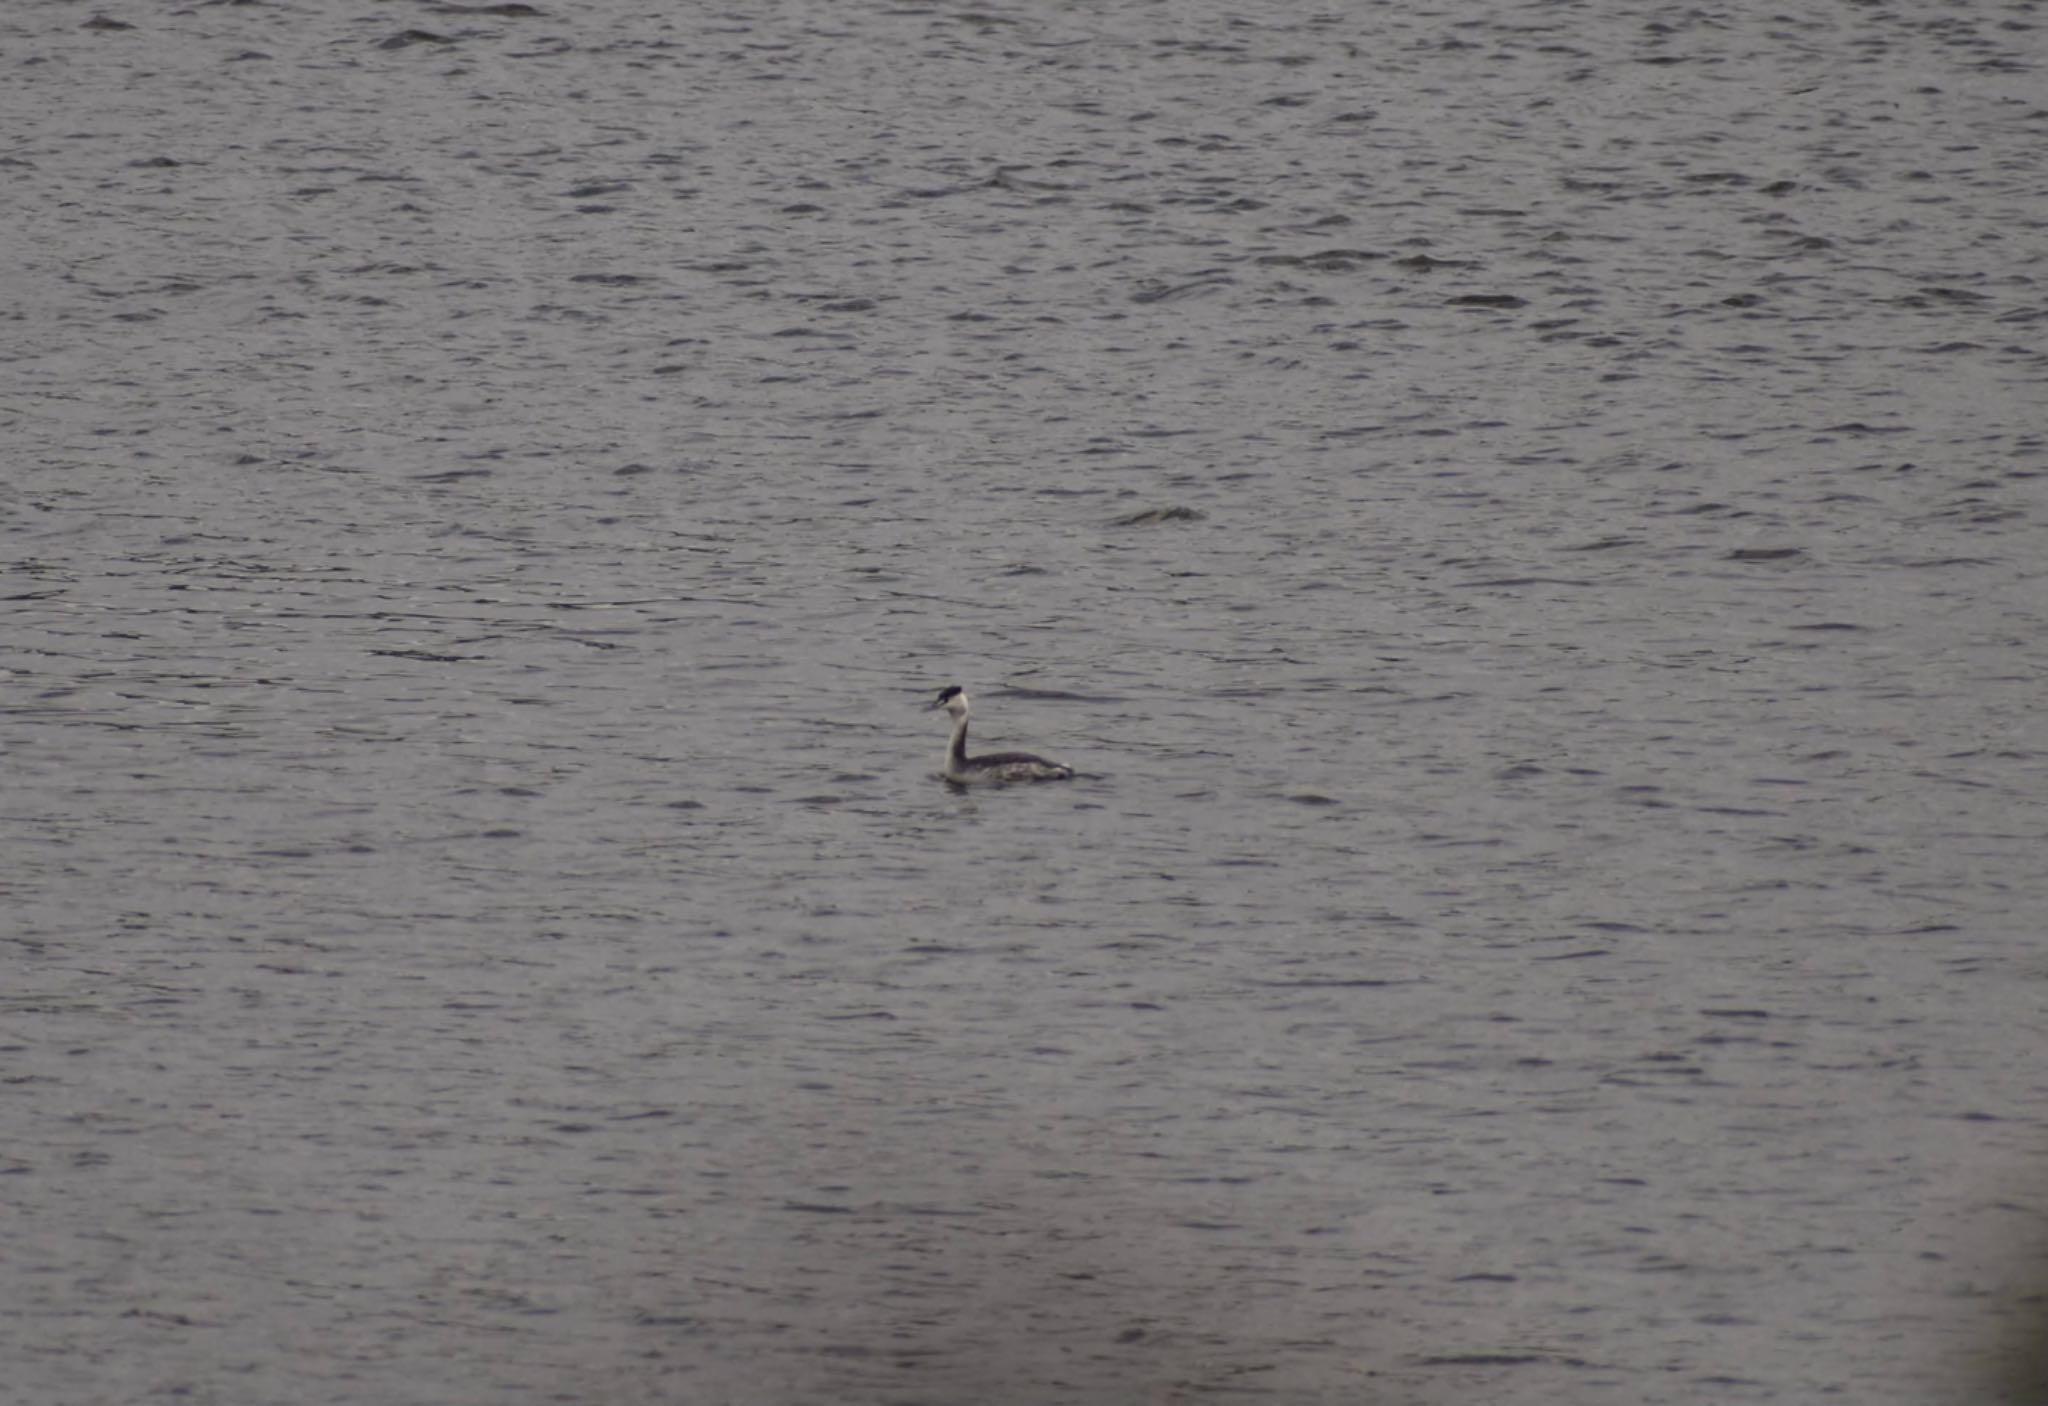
[945,710,970,774]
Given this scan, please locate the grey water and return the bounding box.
[5,2,2048,1402]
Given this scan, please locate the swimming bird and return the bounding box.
[925,685,1073,784]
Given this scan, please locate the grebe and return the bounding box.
[925,685,1074,784]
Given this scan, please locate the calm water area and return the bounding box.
[5,2,2048,1402]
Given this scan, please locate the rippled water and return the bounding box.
[7,2,2048,1402]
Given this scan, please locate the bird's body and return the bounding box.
[925,686,1073,784]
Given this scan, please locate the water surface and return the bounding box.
[5,2,2047,1402]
